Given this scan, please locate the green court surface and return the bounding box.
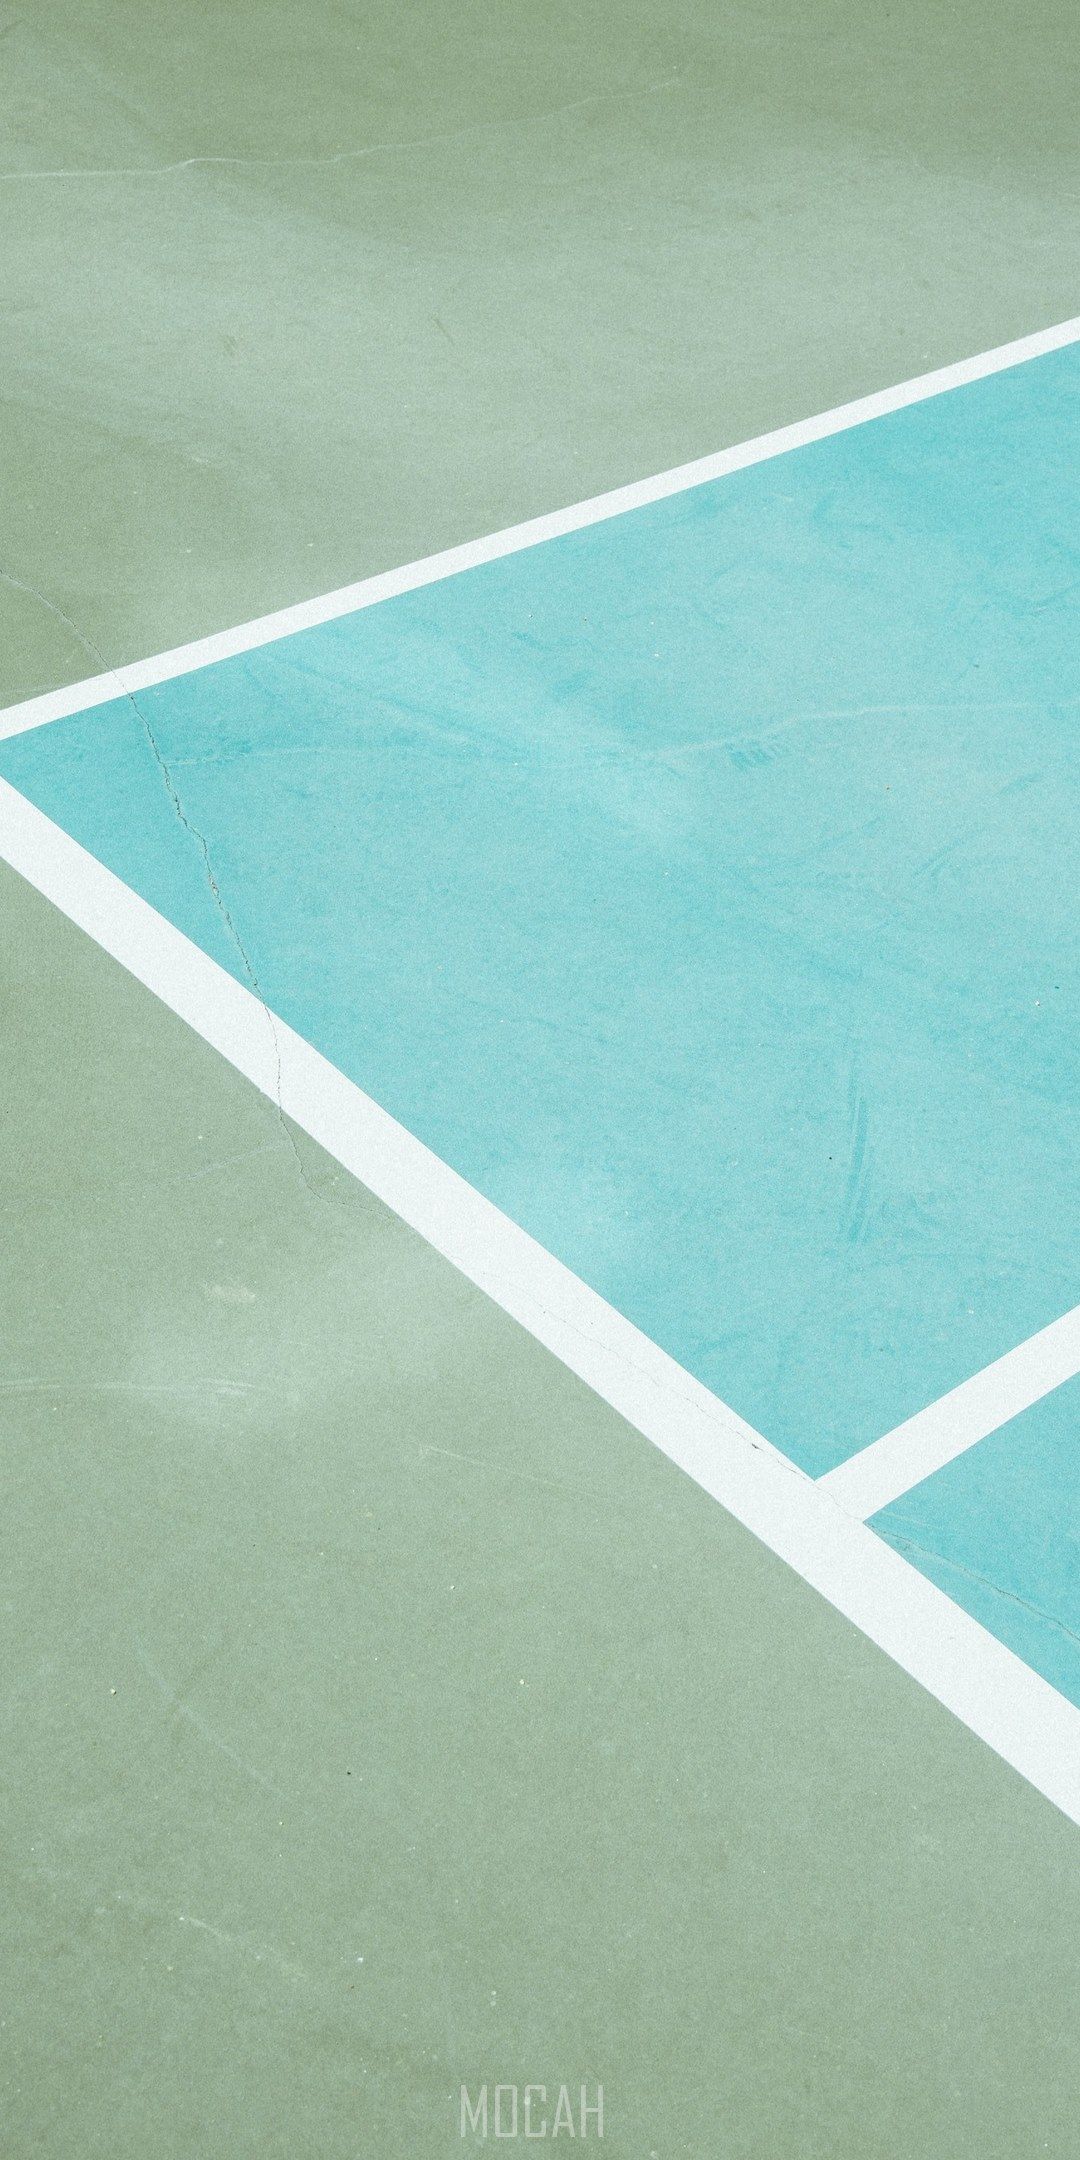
[3,5,1080,2156]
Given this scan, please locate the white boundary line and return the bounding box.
[3,317,1080,1819]
[1,312,1079,743]
[818,1304,1080,1520]
[4,775,1080,1824]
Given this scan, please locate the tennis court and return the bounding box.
[3,6,1080,2155]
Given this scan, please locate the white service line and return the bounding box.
[1,312,1079,744]
[818,1302,1080,1520]
[4,774,1080,1827]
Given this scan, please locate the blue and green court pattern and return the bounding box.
[3,6,1080,2156]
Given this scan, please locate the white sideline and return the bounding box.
[4,775,1080,1826]
[818,1303,1080,1520]
[1,313,1078,744]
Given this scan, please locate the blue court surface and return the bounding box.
[874,1374,1080,1706]
[2,338,1079,1702]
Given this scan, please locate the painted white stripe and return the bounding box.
[2,312,1079,745]
[818,1303,1080,1520]
[4,773,1080,1825]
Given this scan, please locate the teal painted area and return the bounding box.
[873,1375,1080,1707]
[3,344,1079,1472]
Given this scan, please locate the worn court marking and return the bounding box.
[4,774,1080,1828]
[820,1302,1080,1519]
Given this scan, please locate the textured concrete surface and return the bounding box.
[3,4,1079,2151]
